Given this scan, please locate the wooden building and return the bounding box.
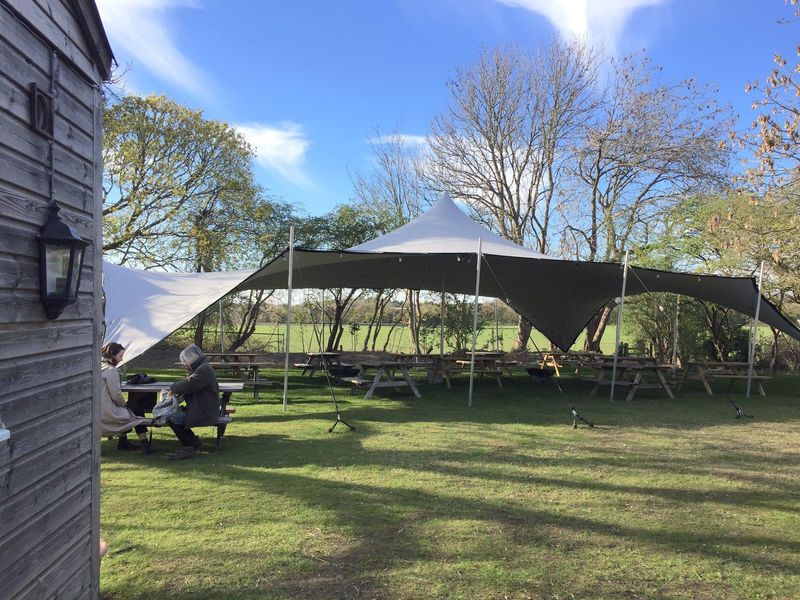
[0,0,112,597]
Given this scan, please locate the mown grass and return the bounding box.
[233,324,620,354]
[100,368,800,599]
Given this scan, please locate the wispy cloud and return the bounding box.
[373,133,430,149]
[96,0,213,99]
[235,122,315,189]
[492,0,664,53]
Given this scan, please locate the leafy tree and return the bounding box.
[742,0,800,186]
[103,94,259,269]
[103,93,299,351]
[302,205,380,351]
[665,189,800,368]
[419,294,487,353]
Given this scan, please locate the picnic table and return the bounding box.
[339,360,422,399]
[120,381,243,449]
[206,362,272,401]
[121,381,244,394]
[203,352,261,363]
[677,361,770,396]
[455,353,504,388]
[294,352,345,377]
[537,351,601,376]
[583,358,674,402]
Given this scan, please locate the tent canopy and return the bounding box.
[104,193,800,362]
[103,262,255,365]
[239,194,800,350]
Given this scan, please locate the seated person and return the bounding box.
[100,342,152,455]
[164,344,220,460]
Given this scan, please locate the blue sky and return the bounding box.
[96,0,796,216]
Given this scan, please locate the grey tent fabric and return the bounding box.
[238,195,800,350]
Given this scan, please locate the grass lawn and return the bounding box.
[100,368,800,599]
[237,324,621,354]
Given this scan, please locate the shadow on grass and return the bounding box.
[101,372,800,599]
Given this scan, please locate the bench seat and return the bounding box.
[339,376,373,387]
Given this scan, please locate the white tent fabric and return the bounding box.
[240,193,800,349]
[103,262,255,365]
[350,196,552,258]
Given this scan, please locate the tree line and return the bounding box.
[102,11,800,369]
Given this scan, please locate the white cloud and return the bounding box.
[96,0,213,98]
[492,0,664,53]
[235,122,315,189]
[373,133,430,149]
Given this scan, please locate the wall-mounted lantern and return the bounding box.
[39,203,89,319]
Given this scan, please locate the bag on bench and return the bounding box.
[526,367,555,383]
[125,373,158,415]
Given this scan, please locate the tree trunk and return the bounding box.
[408,290,421,354]
[769,327,779,373]
[194,310,208,349]
[512,316,532,351]
[226,290,267,352]
[583,304,614,352]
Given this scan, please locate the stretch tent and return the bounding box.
[103,194,800,365]
[238,194,800,349]
[103,262,255,365]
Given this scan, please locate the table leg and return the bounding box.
[625,371,643,402]
[365,367,384,399]
[676,366,690,391]
[589,366,603,396]
[697,367,714,396]
[401,366,422,398]
[655,369,675,399]
[253,366,260,401]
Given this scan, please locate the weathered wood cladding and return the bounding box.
[0,0,109,598]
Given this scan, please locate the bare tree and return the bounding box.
[563,52,733,351]
[351,128,433,352]
[425,40,600,349]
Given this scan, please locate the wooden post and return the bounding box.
[746,261,765,398]
[282,226,295,411]
[468,239,482,407]
[610,251,629,402]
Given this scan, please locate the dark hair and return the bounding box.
[102,342,125,365]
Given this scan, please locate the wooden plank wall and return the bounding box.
[0,1,103,598]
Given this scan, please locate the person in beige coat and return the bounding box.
[101,342,152,454]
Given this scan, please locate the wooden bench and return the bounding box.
[679,362,771,396]
[211,395,236,450]
[339,376,373,392]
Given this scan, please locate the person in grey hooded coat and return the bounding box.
[165,344,220,459]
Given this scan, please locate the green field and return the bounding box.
[100,367,800,599]
[218,324,621,355]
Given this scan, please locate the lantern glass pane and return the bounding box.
[69,247,84,297]
[45,244,71,296]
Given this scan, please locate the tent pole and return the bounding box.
[610,250,629,402]
[440,276,445,357]
[670,295,680,376]
[218,300,224,353]
[282,226,295,411]
[321,289,325,352]
[746,261,765,398]
[468,238,482,408]
[494,299,499,351]
[409,290,418,353]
